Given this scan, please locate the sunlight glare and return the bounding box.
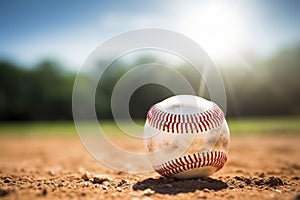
[180,4,244,63]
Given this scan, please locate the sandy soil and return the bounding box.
[0,134,299,200]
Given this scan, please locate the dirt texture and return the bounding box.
[0,134,299,200]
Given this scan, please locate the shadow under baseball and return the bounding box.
[133,177,228,195]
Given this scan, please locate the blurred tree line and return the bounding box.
[0,44,299,121]
[0,61,74,120]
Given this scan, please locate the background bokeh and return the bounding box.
[0,3,299,199]
[0,0,300,122]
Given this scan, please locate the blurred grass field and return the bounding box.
[0,116,299,137]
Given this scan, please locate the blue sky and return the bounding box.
[0,0,300,70]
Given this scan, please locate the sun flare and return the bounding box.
[180,4,244,63]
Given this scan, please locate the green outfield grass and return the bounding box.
[227,116,300,134]
[0,116,299,137]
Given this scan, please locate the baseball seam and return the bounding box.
[153,151,227,177]
[147,104,224,133]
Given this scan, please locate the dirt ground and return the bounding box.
[0,134,299,200]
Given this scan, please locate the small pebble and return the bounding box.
[81,171,92,181]
[259,173,265,178]
[203,188,210,193]
[143,188,155,196]
[118,179,127,186]
[92,175,113,184]
[48,169,60,176]
[102,181,110,186]
[3,178,11,183]
[102,186,108,190]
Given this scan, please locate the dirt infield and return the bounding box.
[0,134,299,199]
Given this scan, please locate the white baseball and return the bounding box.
[143,95,230,179]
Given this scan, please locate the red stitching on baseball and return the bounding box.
[147,103,224,133]
[157,110,164,129]
[206,110,215,128]
[154,151,227,177]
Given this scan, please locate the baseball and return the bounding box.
[143,95,230,179]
